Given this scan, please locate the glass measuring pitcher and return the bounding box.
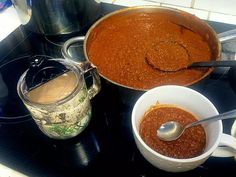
[17,58,100,139]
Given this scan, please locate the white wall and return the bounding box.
[102,0,236,25]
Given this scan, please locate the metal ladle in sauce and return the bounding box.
[145,41,236,72]
[157,109,236,141]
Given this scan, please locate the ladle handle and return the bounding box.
[186,109,236,129]
[190,60,236,67]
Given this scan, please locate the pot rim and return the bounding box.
[83,5,221,91]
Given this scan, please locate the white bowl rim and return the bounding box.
[131,85,222,163]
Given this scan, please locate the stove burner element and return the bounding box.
[0,55,52,122]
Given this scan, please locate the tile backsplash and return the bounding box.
[155,0,192,7]
[194,0,236,16]
[113,0,160,6]
[101,0,236,25]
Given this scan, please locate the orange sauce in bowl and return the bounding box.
[139,104,206,159]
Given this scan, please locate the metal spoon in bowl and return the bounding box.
[157,109,236,141]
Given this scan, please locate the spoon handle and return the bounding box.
[186,109,236,129]
[190,61,236,67]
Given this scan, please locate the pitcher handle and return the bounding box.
[62,36,85,62]
[62,36,100,98]
[79,61,101,99]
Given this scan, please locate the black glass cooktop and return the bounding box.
[1,3,236,177]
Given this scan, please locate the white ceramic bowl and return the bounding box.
[131,85,229,172]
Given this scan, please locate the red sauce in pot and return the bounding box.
[139,104,206,159]
[88,11,212,89]
[145,41,190,72]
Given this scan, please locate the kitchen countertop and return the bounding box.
[0,2,236,177]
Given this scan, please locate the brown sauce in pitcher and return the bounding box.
[88,11,212,89]
[139,104,206,159]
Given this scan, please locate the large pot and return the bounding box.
[11,0,101,35]
[62,6,236,105]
